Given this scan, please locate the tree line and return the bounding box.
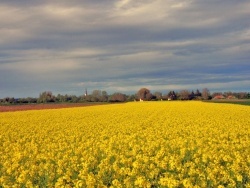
[1,88,250,105]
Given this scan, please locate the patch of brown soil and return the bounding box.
[0,103,104,112]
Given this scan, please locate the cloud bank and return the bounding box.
[1,0,250,97]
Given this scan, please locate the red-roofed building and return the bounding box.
[212,95,225,100]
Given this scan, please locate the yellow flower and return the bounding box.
[134,176,146,187]
[111,179,122,188]
[0,101,249,186]
[236,174,243,182]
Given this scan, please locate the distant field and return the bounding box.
[0,103,107,112]
[0,101,250,187]
[205,99,250,106]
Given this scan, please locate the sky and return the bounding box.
[0,0,250,98]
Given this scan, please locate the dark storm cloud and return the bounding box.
[0,0,250,97]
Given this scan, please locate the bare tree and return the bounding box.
[179,90,190,100]
[238,92,247,99]
[154,92,162,100]
[109,93,126,102]
[137,88,152,101]
[223,91,233,98]
[202,88,210,100]
[91,90,102,102]
[212,92,222,98]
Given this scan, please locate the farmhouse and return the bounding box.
[212,95,225,100]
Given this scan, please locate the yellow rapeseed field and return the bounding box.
[0,101,250,187]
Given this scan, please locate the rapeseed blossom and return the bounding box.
[0,101,250,187]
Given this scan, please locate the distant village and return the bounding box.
[0,88,249,105]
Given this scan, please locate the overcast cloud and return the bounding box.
[0,0,250,97]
